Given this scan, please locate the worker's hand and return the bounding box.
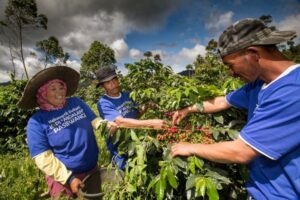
[70,177,84,197]
[149,119,166,130]
[172,107,190,126]
[107,121,118,136]
[107,121,118,129]
[171,142,195,157]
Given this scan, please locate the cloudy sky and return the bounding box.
[0,0,300,82]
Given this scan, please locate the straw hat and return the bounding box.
[17,66,80,109]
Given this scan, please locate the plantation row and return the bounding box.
[0,52,250,199]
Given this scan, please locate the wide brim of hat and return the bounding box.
[253,30,296,45]
[17,66,80,109]
[96,74,117,87]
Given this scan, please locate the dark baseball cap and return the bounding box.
[218,18,296,57]
[96,64,117,87]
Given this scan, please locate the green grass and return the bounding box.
[0,129,110,200]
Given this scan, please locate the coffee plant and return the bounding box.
[98,58,248,200]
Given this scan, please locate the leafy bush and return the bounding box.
[0,151,47,200]
[97,58,248,200]
[0,79,34,152]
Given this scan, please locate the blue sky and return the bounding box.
[119,0,300,71]
[0,0,299,82]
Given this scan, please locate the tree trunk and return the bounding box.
[18,23,29,80]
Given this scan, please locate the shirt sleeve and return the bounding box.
[97,99,121,122]
[34,150,72,185]
[239,83,300,160]
[76,98,97,121]
[226,84,250,110]
[27,117,51,157]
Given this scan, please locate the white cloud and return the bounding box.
[205,11,234,33]
[110,38,129,59]
[64,60,81,72]
[168,44,206,72]
[178,44,206,61]
[61,12,132,57]
[275,13,300,43]
[129,48,143,59]
[119,44,207,73]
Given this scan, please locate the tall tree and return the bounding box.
[81,41,116,79]
[36,36,68,68]
[2,0,47,80]
[143,51,153,58]
[154,54,161,62]
[193,54,205,76]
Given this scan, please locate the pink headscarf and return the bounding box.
[36,79,67,111]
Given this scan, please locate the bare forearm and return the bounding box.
[203,96,231,113]
[115,117,152,128]
[172,138,258,164]
[185,96,230,114]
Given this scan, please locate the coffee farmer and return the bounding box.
[171,18,299,199]
[96,64,165,170]
[18,66,116,199]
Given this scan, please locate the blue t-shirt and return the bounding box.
[97,92,138,121]
[226,79,264,122]
[226,65,300,199]
[27,97,99,173]
[97,92,138,169]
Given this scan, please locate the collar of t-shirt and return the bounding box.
[262,64,300,90]
[105,92,122,99]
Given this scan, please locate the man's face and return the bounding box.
[222,50,261,83]
[101,77,120,96]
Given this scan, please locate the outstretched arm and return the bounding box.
[171,137,259,164]
[115,116,165,130]
[172,96,231,125]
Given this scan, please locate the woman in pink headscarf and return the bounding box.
[18,66,116,199]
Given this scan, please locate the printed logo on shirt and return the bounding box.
[117,101,136,117]
[48,106,87,133]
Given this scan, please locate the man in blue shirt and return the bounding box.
[96,64,165,169]
[171,18,299,199]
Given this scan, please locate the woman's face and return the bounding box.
[46,82,66,107]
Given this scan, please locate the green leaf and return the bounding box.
[126,183,136,192]
[128,142,135,157]
[195,177,206,197]
[172,157,187,169]
[130,130,140,143]
[147,176,159,191]
[205,178,219,200]
[194,157,204,171]
[205,170,231,185]
[227,129,239,139]
[112,129,122,144]
[213,115,224,124]
[155,178,166,200]
[166,166,178,189]
[189,157,196,174]
[186,175,197,190]
[211,129,220,140]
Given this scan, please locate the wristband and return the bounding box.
[67,174,75,185]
